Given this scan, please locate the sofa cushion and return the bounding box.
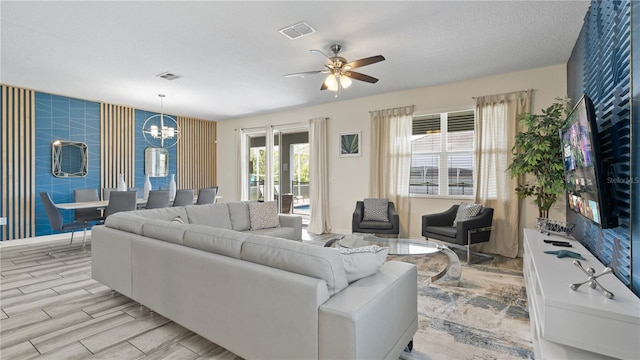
[227,201,251,231]
[453,203,482,226]
[334,245,390,283]
[134,207,189,222]
[241,235,348,296]
[358,220,393,230]
[185,203,233,229]
[142,219,186,245]
[246,226,297,240]
[183,225,251,259]
[104,213,145,235]
[363,198,389,222]
[248,201,280,230]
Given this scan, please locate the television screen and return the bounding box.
[560,95,616,228]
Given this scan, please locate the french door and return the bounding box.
[243,124,309,213]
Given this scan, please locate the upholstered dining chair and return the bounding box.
[104,191,137,218]
[421,204,494,263]
[196,187,218,205]
[73,188,103,223]
[40,192,90,249]
[145,190,171,209]
[102,187,116,201]
[352,198,400,236]
[173,189,195,207]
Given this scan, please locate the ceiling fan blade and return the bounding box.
[344,71,379,83]
[283,70,328,78]
[311,49,334,68]
[346,55,385,69]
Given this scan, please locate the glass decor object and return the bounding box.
[145,147,169,177]
[117,173,127,192]
[169,174,177,200]
[143,175,152,199]
[52,140,88,177]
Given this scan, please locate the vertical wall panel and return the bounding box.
[1,85,35,241]
[176,116,217,193]
[569,0,633,290]
[100,103,135,197]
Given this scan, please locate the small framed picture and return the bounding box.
[339,131,361,157]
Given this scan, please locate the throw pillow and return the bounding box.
[363,198,389,222]
[171,216,185,224]
[453,202,483,226]
[248,201,280,230]
[334,245,390,283]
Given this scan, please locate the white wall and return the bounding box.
[217,64,567,243]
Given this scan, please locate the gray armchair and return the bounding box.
[421,204,493,263]
[352,200,400,236]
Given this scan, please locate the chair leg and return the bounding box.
[81,227,87,249]
[69,231,75,247]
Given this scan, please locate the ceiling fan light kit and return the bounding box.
[285,44,385,97]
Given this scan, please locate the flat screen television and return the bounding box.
[560,95,617,229]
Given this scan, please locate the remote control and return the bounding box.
[544,239,571,246]
[552,242,572,247]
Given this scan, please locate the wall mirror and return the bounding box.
[52,140,88,177]
[145,147,169,177]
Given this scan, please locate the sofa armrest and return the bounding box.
[352,201,364,231]
[455,207,494,244]
[422,205,458,228]
[388,202,400,231]
[278,214,302,240]
[319,261,417,360]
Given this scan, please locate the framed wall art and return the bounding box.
[339,131,361,157]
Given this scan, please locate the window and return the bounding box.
[410,110,475,197]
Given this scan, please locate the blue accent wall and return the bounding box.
[631,0,640,298]
[30,92,178,236]
[34,93,100,236]
[134,109,177,191]
[567,0,637,297]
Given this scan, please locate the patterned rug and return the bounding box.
[392,252,533,360]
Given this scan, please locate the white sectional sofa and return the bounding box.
[91,202,418,360]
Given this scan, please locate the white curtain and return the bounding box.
[308,117,331,234]
[474,90,531,258]
[237,129,248,201]
[369,106,414,237]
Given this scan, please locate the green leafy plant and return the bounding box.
[507,98,572,219]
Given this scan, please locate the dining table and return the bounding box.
[54,198,148,210]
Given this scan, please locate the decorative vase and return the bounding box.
[169,174,177,200]
[117,173,127,192]
[143,175,152,199]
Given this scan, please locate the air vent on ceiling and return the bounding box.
[279,21,315,40]
[156,71,183,81]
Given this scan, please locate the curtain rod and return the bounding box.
[368,105,415,114]
[472,89,533,99]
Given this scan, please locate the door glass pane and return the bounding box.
[248,135,266,201]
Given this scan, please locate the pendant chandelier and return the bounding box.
[142,94,181,148]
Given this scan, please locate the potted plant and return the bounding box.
[507,98,572,219]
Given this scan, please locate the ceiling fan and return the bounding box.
[284,44,385,96]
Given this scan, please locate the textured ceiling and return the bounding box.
[1,1,590,121]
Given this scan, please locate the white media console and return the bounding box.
[523,228,639,359]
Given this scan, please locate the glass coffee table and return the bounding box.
[337,234,461,286]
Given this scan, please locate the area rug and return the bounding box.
[391,252,533,360]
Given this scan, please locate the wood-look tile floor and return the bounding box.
[0,232,336,360]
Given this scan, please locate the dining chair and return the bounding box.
[145,190,171,209]
[173,189,195,207]
[196,187,218,205]
[104,191,137,218]
[40,192,90,249]
[102,187,116,201]
[73,188,103,223]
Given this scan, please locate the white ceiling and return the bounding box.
[1,1,590,121]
